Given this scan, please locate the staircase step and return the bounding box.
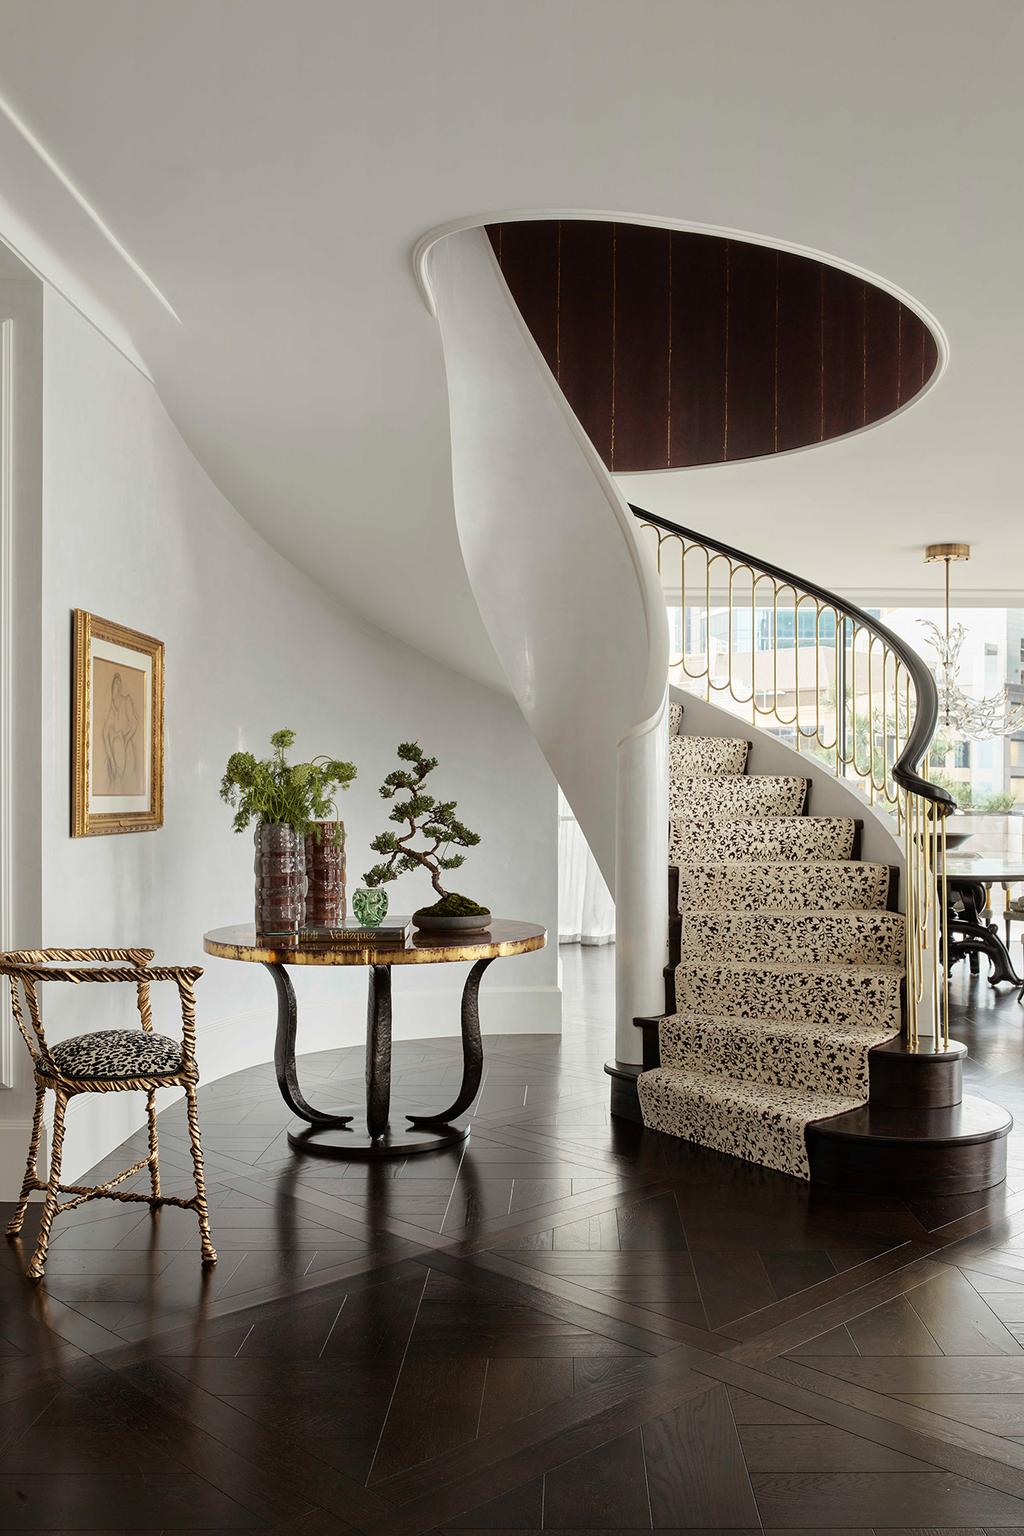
[676,958,903,1029]
[637,1067,864,1180]
[682,910,905,965]
[658,1013,899,1096]
[670,775,808,822]
[671,816,855,863]
[669,701,684,736]
[807,1094,1013,1194]
[676,860,891,914]
[669,735,749,777]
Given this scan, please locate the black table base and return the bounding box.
[288,1121,470,1159]
[264,955,493,1160]
[945,877,1024,992]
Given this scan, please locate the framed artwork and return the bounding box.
[71,610,164,836]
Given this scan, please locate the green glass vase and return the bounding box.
[352,887,388,926]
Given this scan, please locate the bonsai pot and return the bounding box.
[412,907,492,935]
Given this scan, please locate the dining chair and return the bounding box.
[1003,883,1024,952]
[1,948,217,1279]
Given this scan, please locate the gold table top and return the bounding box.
[203,920,547,968]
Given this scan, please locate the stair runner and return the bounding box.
[637,701,903,1179]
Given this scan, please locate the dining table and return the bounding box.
[942,855,1024,1001]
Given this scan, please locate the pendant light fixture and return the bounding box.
[919,543,1024,740]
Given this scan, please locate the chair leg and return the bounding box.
[5,1085,46,1238]
[184,1082,217,1265]
[146,1088,161,1201]
[26,1088,68,1280]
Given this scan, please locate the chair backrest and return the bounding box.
[0,948,156,1062]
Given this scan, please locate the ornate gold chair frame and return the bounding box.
[1,948,217,1279]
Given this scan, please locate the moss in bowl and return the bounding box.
[413,892,492,934]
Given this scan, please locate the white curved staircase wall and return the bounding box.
[0,279,563,1195]
[425,229,669,1057]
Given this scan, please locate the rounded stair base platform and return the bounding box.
[806,1092,1012,1194]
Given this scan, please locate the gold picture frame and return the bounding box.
[71,610,164,837]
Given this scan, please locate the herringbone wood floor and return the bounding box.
[3,946,1024,1533]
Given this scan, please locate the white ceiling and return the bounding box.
[0,0,1021,690]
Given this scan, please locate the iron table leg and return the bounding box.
[264,962,353,1126]
[407,956,493,1128]
[365,964,392,1139]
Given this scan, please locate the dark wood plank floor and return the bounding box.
[3,945,1024,1533]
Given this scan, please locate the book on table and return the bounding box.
[257,919,412,947]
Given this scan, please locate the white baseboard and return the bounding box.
[0,1117,46,1202]
[51,982,562,1185]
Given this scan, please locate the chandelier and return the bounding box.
[919,543,1024,741]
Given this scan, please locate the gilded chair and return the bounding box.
[1,948,217,1279]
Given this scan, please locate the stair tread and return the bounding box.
[682,910,905,964]
[642,1067,865,1115]
[670,775,809,822]
[677,858,883,869]
[672,774,807,787]
[660,1011,899,1039]
[685,909,903,927]
[807,1093,1013,1144]
[672,815,852,829]
[671,816,855,863]
[670,742,749,777]
[638,1066,866,1178]
[677,957,904,979]
[676,861,893,915]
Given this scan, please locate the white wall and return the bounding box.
[0,264,44,1186]
[3,285,560,1189]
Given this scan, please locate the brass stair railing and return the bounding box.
[633,505,954,1049]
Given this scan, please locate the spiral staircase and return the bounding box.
[420,217,1012,1196]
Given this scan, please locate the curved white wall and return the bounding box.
[1,278,562,1192]
[424,229,669,1058]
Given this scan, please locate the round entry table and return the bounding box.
[203,921,546,1159]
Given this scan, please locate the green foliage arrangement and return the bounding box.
[220,728,357,841]
[927,774,1017,815]
[363,742,488,915]
[978,790,1017,814]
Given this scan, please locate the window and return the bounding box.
[1011,739,1024,771]
[984,642,1000,691]
[955,740,971,769]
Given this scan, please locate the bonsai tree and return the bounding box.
[220,728,357,843]
[363,741,487,917]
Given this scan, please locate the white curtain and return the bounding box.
[558,790,615,945]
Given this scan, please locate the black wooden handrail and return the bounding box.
[630,503,953,811]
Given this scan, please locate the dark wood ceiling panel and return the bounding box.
[821,263,864,442]
[669,232,728,467]
[775,248,823,452]
[486,220,938,471]
[613,223,671,471]
[555,220,615,465]
[724,239,777,462]
[488,221,559,364]
[864,284,902,427]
